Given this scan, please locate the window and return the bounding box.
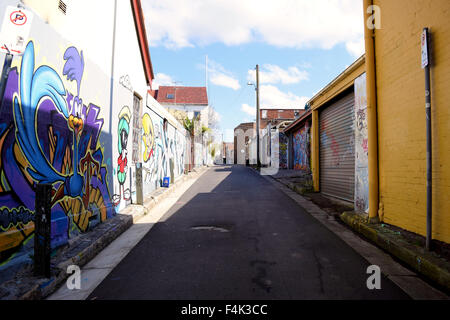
[132,94,142,164]
[262,110,267,119]
[166,94,174,99]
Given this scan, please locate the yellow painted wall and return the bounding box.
[374,0,450,243]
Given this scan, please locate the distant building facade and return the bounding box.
[234,122,255,165]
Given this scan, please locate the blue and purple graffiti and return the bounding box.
[0,41,114,265]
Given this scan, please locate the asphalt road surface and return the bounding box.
[88,165,410,300]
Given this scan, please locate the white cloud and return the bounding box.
[241,103,256,116]
[152,73,175,90]
[211,74,241,90]
[142,0,364,56]
[260,85,309,109]
[346,39,365,58]
[242,86,308,114]
[208,59,241,90]
[247,64,309,85]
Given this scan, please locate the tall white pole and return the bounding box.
[206,55,209,99]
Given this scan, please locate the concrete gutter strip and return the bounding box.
[340,211,450,293]
[0,166,209,300]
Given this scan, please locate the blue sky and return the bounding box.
[142,0,365,142]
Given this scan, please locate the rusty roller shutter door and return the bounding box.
[319,91,355,202]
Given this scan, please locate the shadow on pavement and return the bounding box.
[87,165,410,300]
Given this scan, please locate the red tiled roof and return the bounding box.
[155,86,209,105]
[260,109,304,120]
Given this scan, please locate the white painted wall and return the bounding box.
[22,0,115,77]
[162,104,210,127]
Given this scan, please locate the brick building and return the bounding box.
[260,108,304,129]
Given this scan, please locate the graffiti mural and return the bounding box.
[175,129,186,176]
[142,113,154,162]
[112,106,132,207]
[354,73,369,212]
[293,122,311,171]
[141,111,186,194]
[320,118,341,167]
[142,115,167,189]
[279,132,288,169]
[0,41,114,265]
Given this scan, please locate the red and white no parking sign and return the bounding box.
[10,10,28,26]
[0,6,34,55]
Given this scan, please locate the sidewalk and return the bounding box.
[0,166,209,300]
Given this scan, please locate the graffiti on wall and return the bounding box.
[293,122,311,171]
[0,41,114,265]
[320,118,341,167]
[354,73,369,212]
[174,129,186,176]
[142,113,154,163]
[142,112,186,192]
[142,115,168,188]
[279,132,288,169]
[112,106,131,207]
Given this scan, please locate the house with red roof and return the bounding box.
[154,86,210,127]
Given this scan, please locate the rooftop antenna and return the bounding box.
[171,81,182,107]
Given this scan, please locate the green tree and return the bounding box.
[183,116,198,136]
[201,125,211,135]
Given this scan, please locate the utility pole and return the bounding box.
[222,133,226,165]
[256,65,261,168]
[206,55,208,96]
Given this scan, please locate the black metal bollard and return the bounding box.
[34,183,52,278]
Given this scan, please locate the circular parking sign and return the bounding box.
[10,11,27,26]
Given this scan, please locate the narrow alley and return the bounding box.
[87,166,409,300]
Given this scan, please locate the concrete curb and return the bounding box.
[340,211,450,293]
[15,166,210,300]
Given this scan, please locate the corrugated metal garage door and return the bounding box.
[319,91,355,202]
